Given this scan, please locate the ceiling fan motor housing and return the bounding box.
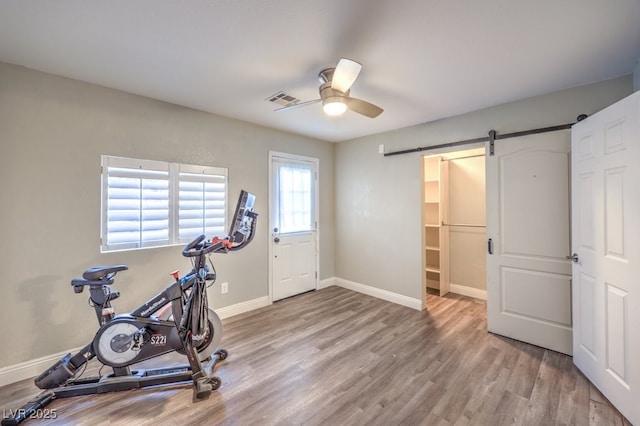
[320,81,349,103]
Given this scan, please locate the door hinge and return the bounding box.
[488,238,494,255]
[315,271,318,279]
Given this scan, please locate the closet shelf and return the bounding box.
[423,154,449,306]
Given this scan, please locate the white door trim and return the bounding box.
[268,151,320,304]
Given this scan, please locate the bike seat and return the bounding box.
[71,265,128,292]
[82,265,128,281]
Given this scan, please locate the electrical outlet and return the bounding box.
[221,282,228,294]
[378,144,385,154]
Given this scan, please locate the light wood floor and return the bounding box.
[1,286,631,425]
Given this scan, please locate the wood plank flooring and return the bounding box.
[0,286,631,425]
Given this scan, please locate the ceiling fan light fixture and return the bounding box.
[322,97,348,116]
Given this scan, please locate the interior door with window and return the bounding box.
[486,131,573,355]
[571,91,639,425]
[270,153,319,302]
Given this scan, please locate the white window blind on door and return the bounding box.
[273,156,316,233]
[177,164,227,242]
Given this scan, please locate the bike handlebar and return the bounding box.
[187,234,206,251]
[181,234,233,258]
[181,234,210,258]
[182,210,258,258]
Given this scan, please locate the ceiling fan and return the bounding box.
[275,58,383,118]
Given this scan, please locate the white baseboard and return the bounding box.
[318,277,336,289]
[333,277,422,311]
[215,296,270,319]
[449,283,487,300]
[0,346,82,388]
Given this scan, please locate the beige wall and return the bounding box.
[0,62,335,367]
[335,75,633,300]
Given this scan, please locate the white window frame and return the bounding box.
[101,155,228,253]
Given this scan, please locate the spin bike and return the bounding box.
[2,190,257,426]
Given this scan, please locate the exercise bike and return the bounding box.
[2,190,258,426]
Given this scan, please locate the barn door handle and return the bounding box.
[488,238,494,255]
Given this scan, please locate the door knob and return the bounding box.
[566,253,579,263]
[274,237,280,243]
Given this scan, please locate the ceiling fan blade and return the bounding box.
[331,58,362,93]
[274,99,321,112]
[348,97,383,118]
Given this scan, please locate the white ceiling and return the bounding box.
[1,1,639,142]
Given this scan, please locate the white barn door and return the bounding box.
[486,131,573,355]
[571,91,640,425]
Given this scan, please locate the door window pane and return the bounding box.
[274,157,316,233]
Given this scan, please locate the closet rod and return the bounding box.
[442,223,486,228]
[442,153,485,161]
[383,114,588,157]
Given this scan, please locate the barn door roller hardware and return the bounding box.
[489,130,496,156]
[384,114,589,157]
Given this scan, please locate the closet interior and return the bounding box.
[422,147,487,308]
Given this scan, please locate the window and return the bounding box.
[101,156,227,252]
[177,164,226,242]
[272,156,316,233]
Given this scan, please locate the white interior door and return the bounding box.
[270,152,319,302]
[486,131,573,355]
[571,91,640,425]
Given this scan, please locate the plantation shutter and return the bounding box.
[177,164,227,242]
[102,157,170,251]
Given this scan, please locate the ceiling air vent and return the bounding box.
[266,91,301,107]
